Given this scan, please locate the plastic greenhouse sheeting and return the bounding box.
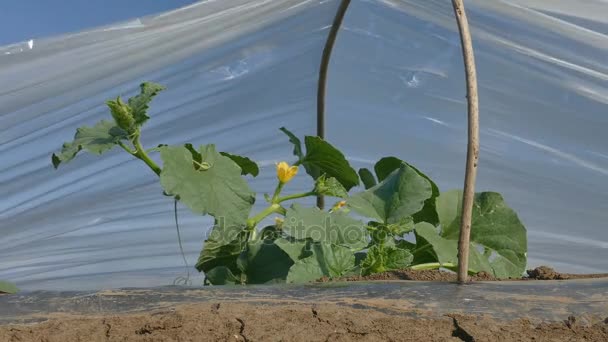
[1,0,607,291]
[2,279,608,324]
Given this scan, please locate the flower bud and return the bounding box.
[107,97,135,132]
[276,161,298,183]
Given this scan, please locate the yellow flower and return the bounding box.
[276,161,298,183]
[331,200,347,212]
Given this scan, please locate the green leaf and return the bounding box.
[348,163,433,224]
[301,136,359,190]
[436,190,528,278]
[52,120,128,168]
[361,244,414,275]
[413,223,493,274]
[314,175,348,198]
[358,168,377,189]
[286,243,355,283]
[283,204,368,250]
[128,82,166,126]
[395,239,416,251]
[195,226,247,275]
[219,152,259,177]
[374,157,440,225]
[205,266,240,285]
[159,144,255,242]
[413,222,457,265]
[258,225,281,240]
[183,143,203,169]
[436,190,462,237]
[280,128,359,190]
[0,280,19,294]
[374,157,403,182]
[280,127,304,161]
[275,238,308,261]
[237,240,293,284]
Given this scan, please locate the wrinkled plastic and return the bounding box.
[2,279,607,324]
[1,0,607,291]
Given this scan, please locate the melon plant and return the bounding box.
[52,82,527,285]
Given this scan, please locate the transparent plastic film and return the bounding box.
[327,0,608,273]
[0,0,343,290]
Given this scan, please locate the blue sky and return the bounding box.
[0,0,197,46]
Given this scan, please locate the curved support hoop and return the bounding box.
[451,0,480,284]
[316,0,352,209]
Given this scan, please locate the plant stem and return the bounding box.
[451,0,480,285]
[410,262,456,271]
[117,141,136,155]
[277,191,316,203]
[271,182,285,203]
[246,203,282,229]
[133,135,162,176]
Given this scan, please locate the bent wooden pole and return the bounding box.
[451,0,480,284]
[316,0,352,209]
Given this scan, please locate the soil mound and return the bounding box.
[1,302,607,342]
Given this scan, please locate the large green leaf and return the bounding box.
[219,152,259,177]
[127,82,166,126]
[374,157,440,225]
[361,244,413,275]
[374,157,403,182]
[279,127,304,162]
[358,168,377,189]
[205,266,240,285]
[283,204,368,250]
[275,238,308,261]
[348,163,433,224]
[301,136,359,190]
[413,222,457,265]
[436,190,462,236]
[435,190,528,278]
[280,127,359,190]
[195,226,247,275]
[413,222,493,274]
[160,144,255,242]
[0,280,18,294]
[237,240,293,284]
[286,243,355,283]
[52,120,128,168]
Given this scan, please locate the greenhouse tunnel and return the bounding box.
[1,0,607,296]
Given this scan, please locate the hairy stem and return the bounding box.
[133,135,162,176]
[246,203,283,230]
[277,191,316,203]
[271,182,285,203]
[117,141,136,155]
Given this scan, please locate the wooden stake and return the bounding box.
[451,0,480,284]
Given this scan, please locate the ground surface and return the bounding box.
[319,266,608,282]
[0,302,607,342]
[1,267,607,341]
